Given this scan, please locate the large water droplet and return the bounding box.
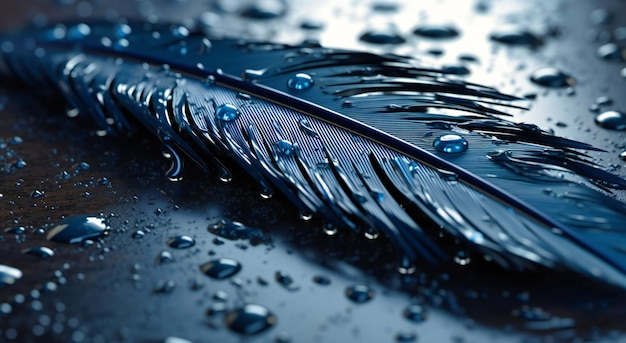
[23,246,54,258]
[595,110,626,130]
[413,24,459,39]
[287,73,313,90]
[215,103,240,122]
[530,68,575,88]
[433,134,468,153]
[359,30,406,45]
[200,258,242,279]
[46,215,109,244]
[403,304,428,323]
[345,284,375,303]
[0,264,23,288]
[167,235,196,249]
[224,304,277,335]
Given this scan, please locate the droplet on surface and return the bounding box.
[167,235,196,249]
[597,43,625,61]
[345,284,375,303]
[287,73,313,90]
[46,215,109,244]
[156,251,173,265]
[433,134,468,153]
[413,24,459,39]
[22,246,54,259]
[490,28,542,46]
[215,103,240,122]
[132,230,145,239]
[454,251,471,265]
[200,258,242,279]
[312,275,331,285]
[403,304,428,323]
[0,264,23,288]
[595,110,626,130]
[359,30,406,45]
[224,304,277,335]
[273,140,298,157]
[5,226,25,234]
[530,68,575,88]
[208,220,269,244]
[240,0,286,19]
[395,332,418,342]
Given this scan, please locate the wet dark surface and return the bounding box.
[2,1,626,342]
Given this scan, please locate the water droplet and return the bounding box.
[5,226,25,234]
[240,0,286,19]
[46,215,109,244]
[364,227,380,239]
[23,246,54,259]
[395,332,418,342]
[273,140,297,157]
[454,251,471,265]
[164,337,192,343]
[215,103,240,122]
[163,145,184,182]
[442,64,470,75]
[490,28,541,46]
[403,304,428,323]
[299,212,313,221]
[345,284,375,303]
[620,151,626,161]
[530,68,575,88]
[208,220,269,244]
[433,134,468,153]
[132,230,145,239]
[167,235,196,249]
[312,275,331,285]
[154,280,176,294]
[287,73,314,90]
[595,110,626,130]
[224,304,277,335]
[597,43,625,61]
[30,189,44,198]
[359,30,406,45]
[413,24,459,39]
[200,258,242,279]
[275,271,299,291]
[156,251,173,265]
[0,264,23,288]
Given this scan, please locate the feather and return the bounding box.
[2,20,626,287]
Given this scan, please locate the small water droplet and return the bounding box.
[0,264,23,288]
[413,24,459,39]
[273,140,298,157]
[215,103,240,122]
[595,110,626,130]
[530,68,575,88]
[299,212,313,221]
[240,0,286,19]
[224,304,277,334]
[275,271,299,291]
[345,284,375,303]
[454,251,471,265]
[364,227,380,239]
[395,332,418,342]
[30,189,44,198]
[200,258,242,279]
[5,226,25,234]
[433,134,468,153]
[403,304,428,323]
[359,30,406,44]
[312,275,331,285]
[298,119,318,137]
[22,246,54,259]
[490,28,541,46]
[154,280,176,294]
[597,43,625,61]
[168,235,196,249]
[287,73,314,90]
[156,251,173,264]
[132,230,145,239]
[47,215,109,244]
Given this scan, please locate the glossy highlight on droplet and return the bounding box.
[0,264,23,288]
[224,304,277,335]
[287,73,313,90]
[215,103,240,122]
[46,215,109,244]
[433,134,468,153]
[200,258,242,279]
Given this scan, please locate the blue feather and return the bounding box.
[2,21,626,286]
